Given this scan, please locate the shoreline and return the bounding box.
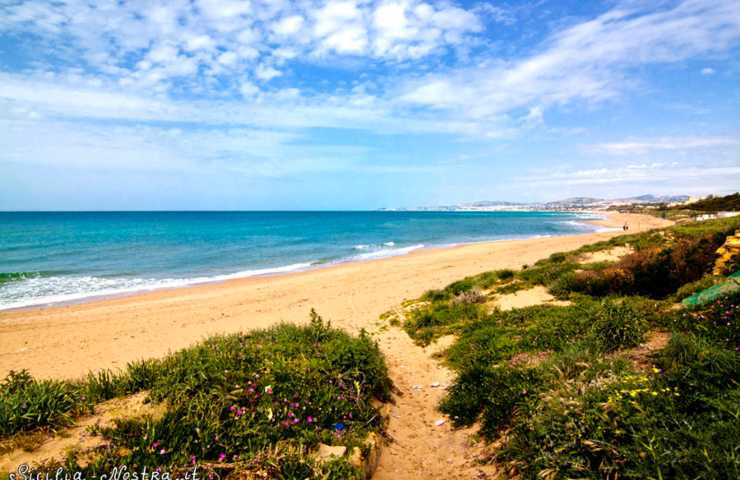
[0,212,670,380]
[0,211,608,312]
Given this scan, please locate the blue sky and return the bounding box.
[0,0,739,210]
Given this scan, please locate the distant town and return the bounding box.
[382,194,697,212]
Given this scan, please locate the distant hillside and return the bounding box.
[676,193,740,212]
[397,193,691,211]
[544,194,689,209]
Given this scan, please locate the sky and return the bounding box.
[0,0,739,210]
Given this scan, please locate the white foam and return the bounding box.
[0,262,314,311]
[350,244,425,261]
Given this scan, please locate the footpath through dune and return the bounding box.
[371,327,498,479]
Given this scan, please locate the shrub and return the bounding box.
[403,300,487,345]
[421,269,518,302]
[500,366,740,480]
[0,374,82,435]
[497,269,515,281]
[451,289,487,305]
[551,232,727,299]
[548,252,567,263]
[440,362,545,438]
[1,313,392,480]
[56,313,391,476]
[588,299,648,352]
[657,332,739,411]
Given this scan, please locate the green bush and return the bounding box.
[500,365,740,480]
[421,269,517,302]
[403,300,487,345]
[588,299,648,352]
[55,313,390,477]
[657,332,739,410]
[0,374,83,435]
[551,232,726,299]
[1,313,391,479]
[440,362,545,438]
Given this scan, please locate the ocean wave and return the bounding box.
[0,262,314,311]
[559,220,598,230]
[0,271,42,285]
[350,244,424,261]
[354,241,396,250]
[0,242,430,310]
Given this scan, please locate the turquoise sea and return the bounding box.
[0,211,605,310]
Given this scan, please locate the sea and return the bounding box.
[0,211,605,310]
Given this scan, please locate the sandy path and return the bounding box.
[0,212,670,478]
[373,329,498,479]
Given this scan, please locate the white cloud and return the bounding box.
[701,67,716,75]
[0,0,486,96]
[272,15,305,36]
[184,34,216,52]
[521,163,740,188]
[371,0,480,58]
[255,64,282,81]
[591,136,740,155]
[218,51,239,66]
[399,0,740,119]
[239,81,260,97]
[313,0,368,55]
[522,105,544,127]
[322,25,369,54]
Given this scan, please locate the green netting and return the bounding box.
[683,271,740,308]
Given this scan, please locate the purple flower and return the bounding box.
[218,452,226,462]
[190,455,197,465]
[307,416,314,424]
[334,422,345,431]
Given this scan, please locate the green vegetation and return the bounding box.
[1,312,392,479]
[401,215,740,479]
[673,192,740,212]
[0,360,160,436]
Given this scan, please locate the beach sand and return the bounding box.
[0,212,667,380]
[0,211,671,477]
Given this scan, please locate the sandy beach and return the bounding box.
[0,212,669,380]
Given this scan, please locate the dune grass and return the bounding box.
[400,215,740,479]
[1,311,392,479]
